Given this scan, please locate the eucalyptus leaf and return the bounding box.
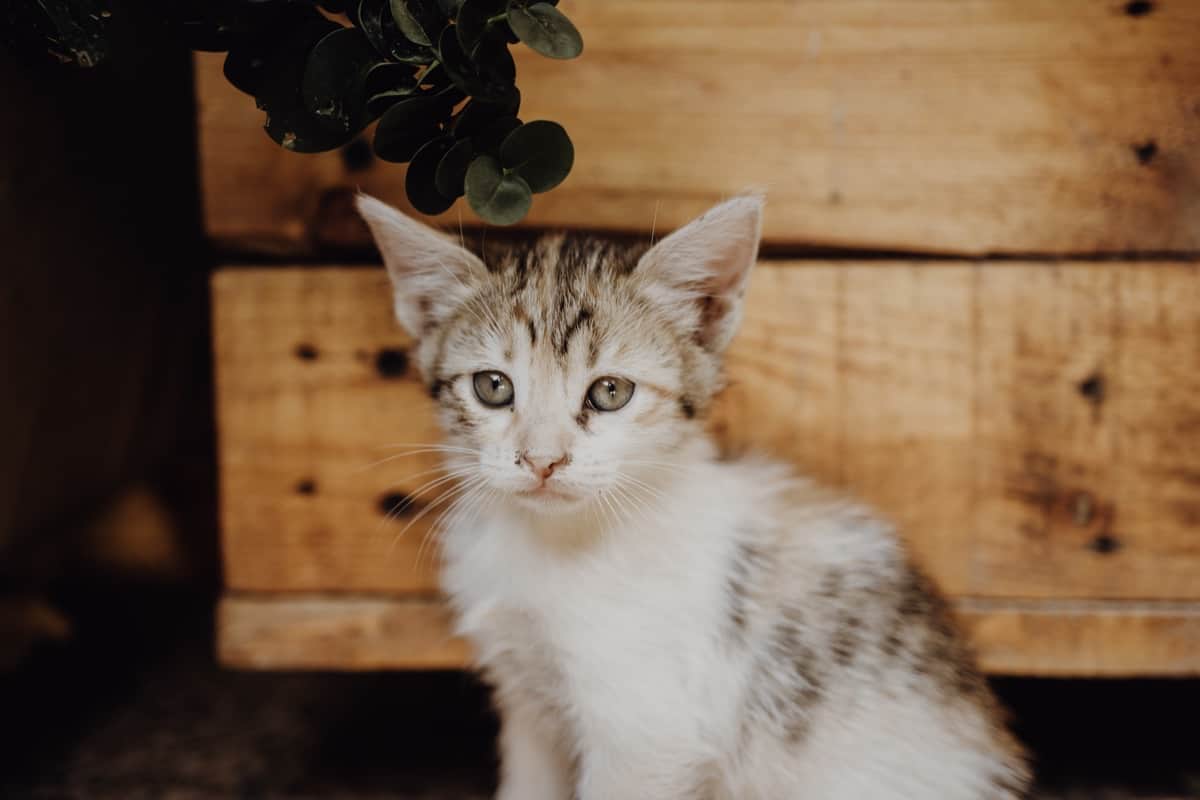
[465,154,533,225]
[451,92,521,139]
[366,61,419,96]
[389,0,443,47]
[367,87,414,117]
[34,0,110,65]
[373,90,456,162]
[506,2,581,59]
[499,119,573,192]
[406,136,458,214]
[438,26,516,104]
[358,0,432,62]
[455,0,504,52]
[223,45,268,96]
[435,137,474,198]
[302,27,380,133]
[364,61,420,116]
[471,114,522,153]
[256,15,353,152]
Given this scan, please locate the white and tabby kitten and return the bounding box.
[358,193,1030,800]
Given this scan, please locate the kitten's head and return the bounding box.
[357,194,762,516]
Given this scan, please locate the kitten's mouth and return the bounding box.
[516,486,575,501]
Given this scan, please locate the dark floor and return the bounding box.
[2,585,1198,799]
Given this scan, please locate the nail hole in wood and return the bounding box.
[375,348,409,378]
[1132,140,1158,165]
[1077,373,1106,405]
[1124,0,1154,16]
[296,479,317,495]
[379,491,418,518]
[1090,534,1121,554]
[295,343,319,361]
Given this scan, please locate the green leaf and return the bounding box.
[256,15,354,153]
[465,154,533,225]
[471,114,522,152]
[499,120,573,192]
[223,47,267,96]
[455,0,504,52]
[389,0,443,47]
[435,137,474,198]
[506,2,582,59]
[451,92,521,139]
[406,136,458,215]
[366,61,419,97]
[364,61,420,115]
[302,27,380,133]
[373,90,456,162]
[437,25,516,104]
[357,0,431,62]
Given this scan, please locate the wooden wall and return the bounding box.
[212,265,1200,675]
[201,1,1200,675]
[196,0,1200,256]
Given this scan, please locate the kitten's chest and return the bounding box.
[442,514,734,716]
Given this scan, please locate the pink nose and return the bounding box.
[521,453,567,480]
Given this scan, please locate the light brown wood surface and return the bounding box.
[218,593,469,670]
[213,262,1200,602]
[218,593,1200,676]
[195,1,1200,256]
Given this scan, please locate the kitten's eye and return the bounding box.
[586,376,635,412]
[472,371,514,407]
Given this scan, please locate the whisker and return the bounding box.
[395,475,486,554]
[357,446,479,473]
[374,442,480,452]
[373,468,480,539]
[415,478,495,568]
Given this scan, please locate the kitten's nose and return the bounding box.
[521,452,568,481]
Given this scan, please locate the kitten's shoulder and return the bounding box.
[713,453,904,577]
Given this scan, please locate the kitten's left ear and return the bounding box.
[637,194,764,353]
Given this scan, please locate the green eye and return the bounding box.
[473,371,514,407]
[586,376,635,412]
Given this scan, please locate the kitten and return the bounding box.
[357,193,1031,800]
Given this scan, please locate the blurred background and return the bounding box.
[2,1,1199,797]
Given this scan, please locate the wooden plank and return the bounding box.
[212,268,442,594]
[212,262,1200,600]
[837,265,975,594]
[973,265,1123,594]
[217,593,469,670]
[957,599,1200,677]
[218,593,1200,676]
[971,263,1200,599]
[195,1,1200,255]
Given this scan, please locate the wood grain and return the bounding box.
[218,593,1200,676]
[218,593,469,670]
[212,263,1200,600]
[195,1,1200,256]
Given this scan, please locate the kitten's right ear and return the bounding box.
[356,193,487,336]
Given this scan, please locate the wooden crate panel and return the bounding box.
[218,593,1200,676]
[195,1,1200,256]
[212,262,1200,599]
